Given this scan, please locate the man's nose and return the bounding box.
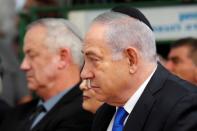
[80,63,94,80]
[20,57,31,71]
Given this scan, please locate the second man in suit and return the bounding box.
[0,18,93,131]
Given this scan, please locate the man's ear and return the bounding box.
[125,47,138,74]
[58,48,71,69]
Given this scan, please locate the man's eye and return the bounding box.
[172,59,180,64]
[28,54,37,58]
[90,57,99,62]
[87,57,100,65]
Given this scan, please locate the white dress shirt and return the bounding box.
[107,66,157,131]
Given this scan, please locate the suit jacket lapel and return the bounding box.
[93,104,116,131]
[101,105,116,131]
[32,83,82,131]
[124,89,155,131]
[124,63,169,131]
[17,99,39,131]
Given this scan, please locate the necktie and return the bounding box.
[112,107,128,131]
[26,105,46,130]
[30,105,46,122]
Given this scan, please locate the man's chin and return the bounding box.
[28,84,38,91]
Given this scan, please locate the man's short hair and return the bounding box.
[171,37,197,65]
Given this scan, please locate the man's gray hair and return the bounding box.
[92,11,157,63]
[27,18,84,68]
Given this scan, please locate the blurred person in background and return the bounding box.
[0,18,93,131]
[80,80,104,114]
[0,37,32,106]
[0,0,32,106]
[166,37,197,85]
[22,0,58,12]
[0,57,11,126]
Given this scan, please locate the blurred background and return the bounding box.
[1,0,196,61]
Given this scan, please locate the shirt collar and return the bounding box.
[38,87,73,112]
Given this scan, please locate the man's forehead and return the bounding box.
[82,43,101,54]
[23,39,46,54]
[85,23,106,39]
[23,43,36,53]
[171,46,190,56]
[82,40,112,58]
[82,23,111,53]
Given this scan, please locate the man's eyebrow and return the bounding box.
[82,47,94,55]
[25,49,36,55]
[82,49,103,59]
[169,56,179,60]
[81,50,94,56]
[169,56,180,62]
[85,51,97,56]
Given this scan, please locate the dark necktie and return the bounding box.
[26,105,46,130]
[112,107,128,131]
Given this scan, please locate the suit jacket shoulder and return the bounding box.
[0,98,39,131]
[0,99,11,126]
[0,83,94,131]
[33,83,94,131]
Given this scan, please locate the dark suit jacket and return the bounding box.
[92,63,197,131]
[0,99,11,126]
[0,83,94,131]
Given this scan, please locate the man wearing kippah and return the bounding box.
[81,6,197,131]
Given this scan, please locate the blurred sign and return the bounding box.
[68,5,197,40]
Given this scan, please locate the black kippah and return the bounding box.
[111,6,153,31]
